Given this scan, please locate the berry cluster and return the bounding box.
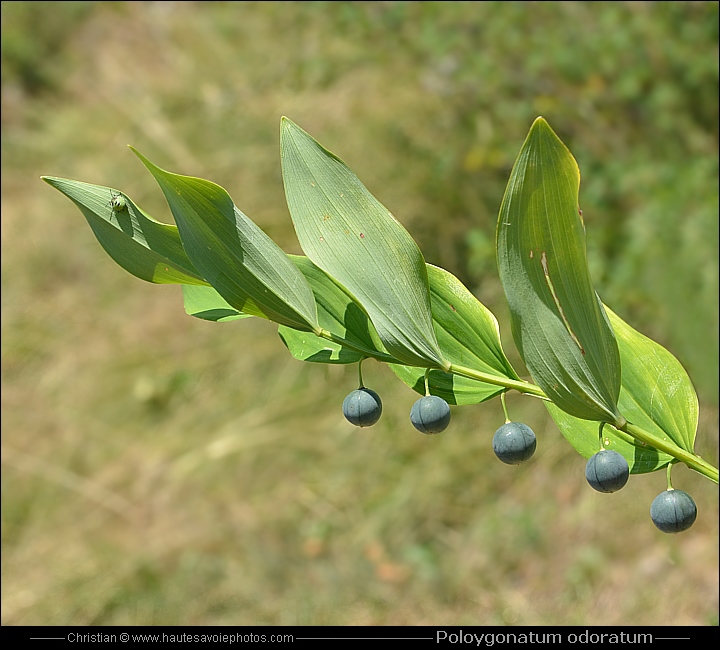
[341,374,697,534]
[582,448,696,533]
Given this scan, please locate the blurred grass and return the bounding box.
[2,1,717,626]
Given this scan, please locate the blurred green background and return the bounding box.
[2,1,718,626]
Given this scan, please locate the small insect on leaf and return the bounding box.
[108,191,127,213]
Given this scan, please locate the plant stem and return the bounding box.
[357,357,366,388]
[449,362,549,399]
[317,329,398,364]
[316,329,719,484]
[500,391,511,423]
[452,364,718,482]
[617,421,718,484]
[596,422,606,453]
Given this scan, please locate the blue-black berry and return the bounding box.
[585,450,629,493]
[492,422,536,464]
[342,388,382,427]
[650,489,697,533]
[410,395,451,434]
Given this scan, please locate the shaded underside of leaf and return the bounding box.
[496,117,622,424]
[42,176,208,285]
[278,327,363,364]
[181,253,388,363]
[182,284,250,322]
[280,117,447,369]
[277,257,523,399]
[290,256,385,355]
[131,148,320,332]
[390,265,518,404]
[545,401,673,474]
[390,365,504,406]
[279,255,389,364]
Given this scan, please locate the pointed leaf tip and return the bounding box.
[497,119,621,423]
[281,119,447,368]
[41,175,208,285]
[134,149,319,331]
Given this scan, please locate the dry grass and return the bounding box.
[2,2,717,626]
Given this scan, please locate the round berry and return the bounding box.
[342,388,382,428]
[585,450,629,493]
[492,422,537,464]
[650,489,697,534]
[410,395,451,434]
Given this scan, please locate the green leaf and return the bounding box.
[497,118,622,426]
[177,250,389,363]
[41,177,208,285]
[607,306,697,454]
[391,264,520,404]
[279,255,389,364]
[278,327,363,364]
[427,264,520,381]
[182,285,250,322]
[131,149,320,333]
[546,405,673,475]
[546,307,698,473]
[280,117,448,370]
[177,252,388,364]
[390,367,504,406]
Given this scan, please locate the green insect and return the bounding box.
[108,191,127,213]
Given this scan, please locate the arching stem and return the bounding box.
[597,422,606,453]
[357,357,367,388]
[666,461,676,491]
[500,391,511,424]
